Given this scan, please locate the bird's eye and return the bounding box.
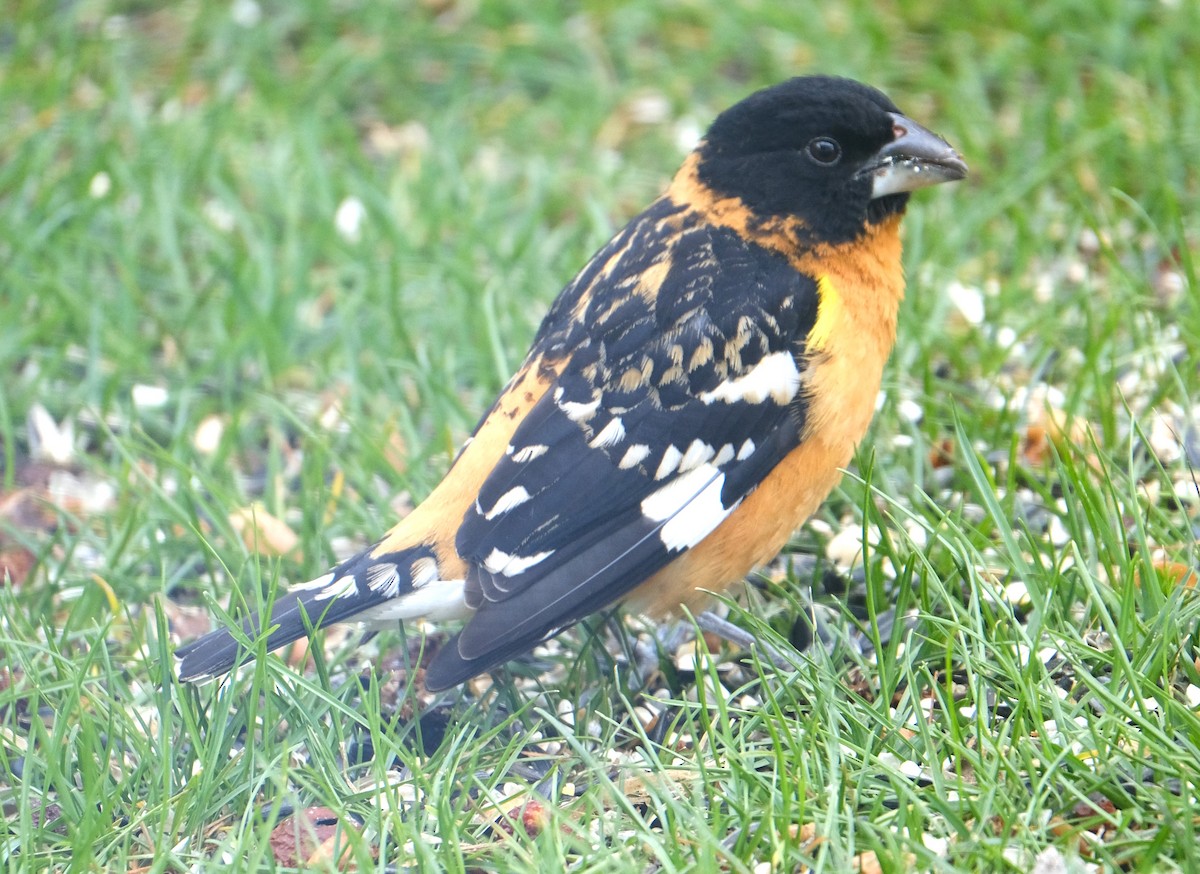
[806,137,842,165]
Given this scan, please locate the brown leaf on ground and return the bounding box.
[795,837,907,874]
[789,822,819,843]
[1,484,55,529]
[1048,795,1123,856]
[1022,404,1096,469]
[2,797,65,833]
[0,446,118,580]
[1133,556,1199,591]
[269,807,366,869]
[160,596,213,641]
[228,503,300,557]
[792,824,909,872]
[928,437,956,469]
[0,545,36,587]
[489,799,550,839]
[0,476,58,587]
[282,623,356,673]
[854,851,885,874]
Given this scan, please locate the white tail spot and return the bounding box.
[313,574,358,602]
[365,563,402,599]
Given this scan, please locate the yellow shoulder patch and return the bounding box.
[807,275,843,351]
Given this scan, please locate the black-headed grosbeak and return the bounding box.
[176,76,966,690]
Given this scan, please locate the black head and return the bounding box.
[697,76,966,244]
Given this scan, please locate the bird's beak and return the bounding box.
[865,112,968,198]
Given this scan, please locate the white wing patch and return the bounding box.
[588,417,626,449]
[554,386,602,422]
[511,444,549,463]
[700,351,801,405]
[679,438,715,472]
[736,438,756,460]
[641,463,740,552]
[484,547,555,577]
[618,443,651,469]
[483,486,534,520]
[655,444,683,480]
[713,442,735,466]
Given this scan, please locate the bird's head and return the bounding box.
[695,76,967,244]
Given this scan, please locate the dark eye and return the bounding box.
[806,137,841,165]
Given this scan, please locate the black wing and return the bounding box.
[425,198,821,688]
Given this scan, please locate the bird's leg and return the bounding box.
[594,612,666,691]
[695,610,798,671]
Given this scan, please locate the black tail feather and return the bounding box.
[174,545,430,682]
[174,588,320,682]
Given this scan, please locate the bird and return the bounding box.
[175,75,967,691]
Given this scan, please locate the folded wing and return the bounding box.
[425,198,822,688]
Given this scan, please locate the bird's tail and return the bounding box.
[174,544,435,682]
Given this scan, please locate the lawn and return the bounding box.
[2,0,1198,870]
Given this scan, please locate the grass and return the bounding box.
[2,0,1198,870]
